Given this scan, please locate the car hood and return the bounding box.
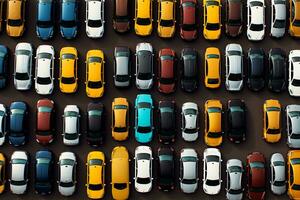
[14,79,31,90]
[203,183,221,195]
[10,184,27,194]
[271,26,285,38]
[269,79,284,92]
[60,27,77,39]
[36,83,53,95]
[288,137,300,148]
[37,26,53,40]
[248,78,264,91]
[86,25,104,38]
[180,182,198,193]
[227,80,243,91]
[181,79,197,92]
[58,185,75,196]
[136,79,153,90]
[247,29,265,41]
[135,182,152,193]
[289,85,300,96]
[180,29,197,41]
[226,25,242,37]
[226,192,243,200]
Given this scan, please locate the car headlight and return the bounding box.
[289,89,293,94]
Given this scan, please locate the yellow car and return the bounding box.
[203,0,221,40]
[204,100,223,147]
[111,146,130,200]
[289,0,300,37]
[204,47,221,89]
[0,153,5,194]
[6,0,26,37]
[157,0,176,38]
[112,98,129,141]
[85,50,105,98]
[288,150,300,199]
[59,47,78,93]
[263,100,281,143]
[134,0,153,36]
[86,151,105,199]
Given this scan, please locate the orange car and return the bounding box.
[204,47,221,89]
[6,0,26,37]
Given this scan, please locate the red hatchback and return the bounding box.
[180,0,198,41]
[36,99,54,145]
[247,152,266,200]
[158,48,176,94]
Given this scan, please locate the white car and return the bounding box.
[0,104,7,146]
[270,153,286,195]
[226,159,244,200]
[85,0,105,38]
[58,152,77,196]
[34,45,55,95]
[289,50,300,96]
[13,42,33,90]
[270,0,286,38]
[181,102,199,142]
[247,0,265,41]
[9,151,29,195]
[62,105,81,146]
[134,146,153,193]
[203,148,222,195]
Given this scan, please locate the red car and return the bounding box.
[158,48,176,94]
[246,152,266,200]
[36,99,54,145]
[180,0,198,41]
[225,0,243,37]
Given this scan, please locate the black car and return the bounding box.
[268,48,286,92]
[180,48,198,92]
[158,101,176,144]
[157,147,175,192]
[86,102,104,147]
[227,99,246,143]
[247,48,265,91]
[0,45,8,89]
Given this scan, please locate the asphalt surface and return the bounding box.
[0,0,299,199]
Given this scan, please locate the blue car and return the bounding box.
[0,45,8,89]
[59,0,78,39]
[134,94,154,143]
[9,102,28,146]
[36,0,55,40]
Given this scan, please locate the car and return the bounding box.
[179,148,198,193]
[87,102,105,146]
[157,0,176,38]
[0,104,7,146]
[62,105,80,146]
[113,0,130,33]
[34,45,55,95]
[85,0,105,38]
[157,48,176,94]
[286,105,300,148]
[0,0,4,32]
[203,0,221,40]
[59,0,78,39]
[270,0,286,38]
[86,151,105,199]
[227,99,246,143]
[287,150,300,199]
[225,43,244,91]
[9,101,28,146]
[263,99,281,143]
[289,50,300,96]
[6,0,25,37]
[134,94,154,143]
[157,147,175,191]
[112,98,129,141]
[0,153,5,194]
[0,45,8,89]
[205,47,221,89]
[9,151,29,195]
[114,46,131,88]
[225,0,243,37]
[134,0,153,36]
[289,0,300,37]
[135,43,154,90]
[180,48,198,92]
[85,49,105,98]
[226,159,244,200]
[247,48,265,91]
[58,152,77,196]
[59,47,78,93]
[13,42,33,91]
[158,101,176,144]
[36,99,55,145]
[246,152,266,200]
[270,153,286,195]
[268,48,286,92]
[111,146,130,200]
[247,0,265,41]
[181,102,199,142]
[35,150,54,195]
[204,100,223,147]
[179,0,198,41]
[36,0,55,40]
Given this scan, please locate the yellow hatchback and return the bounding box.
[203,0,221,40]
[6,0,25,37]
[205,47,221,89]
[134,0,153,36]
[288,150,300,199]
[157,0,176,38]
[289,0,300,37]
[0,153,5,194]
[263,100,281,143]
[112,98,129,141]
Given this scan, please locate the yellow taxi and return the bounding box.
[6,0,26,37]
[204,47,221,89]
[263,100,281,143]
[59,47,78,93]
[288,150,300,199]
[85,50,105,98]
[157,0,176,38]
[204,100,223,147]
[112,98,129,141]
[203,0,221,40]
[134,0,153,36]
[111,146,130,200]
[86,151,105,199]
[289,0,300,37]
[0,153,5,194]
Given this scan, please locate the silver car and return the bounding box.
[0,104,7,146]
[270,0,286,38]
[286,105,300,148]
[114,46,131,87]
[181,102,199,142]
[226,159,244,200]
[270,153,286,195]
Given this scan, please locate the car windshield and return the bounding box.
[138,72,152,80]
[267,128,280,134]
[37,20,53,28]
[114,183,127,190]
[137,126,151,133]
[250,24,264,31]
[184,128,197,133]
[60,159,74,166]
[292,184,300,190]
[114,127,127,132]
[206,23,220,30]
[274,180,286,186]
[59,181,74,187]
[37,77,51,85]
[160,20,174,27]
[88,20,102,27]
[88,81,102,88]
[250,161,264,168]
[88,184,103,190]
[208,132,222,138]
[61,20,76,27]
[184,108,196,115]
[137,18,151,25]
[291,133,300,139]
[228,73,242,81]
[182,179,196,184]
[64,133,78,139]
[137,177,151,184]
[293,20,300,27]
[116,75,130,82]
[229,188,243,194]
[228,19,242,26]
[15,72,29,80]
[10,180,26,186]
[292,79,300,86]
[273,19,285,28]
[8,19,23,26]
[160,78,174,84]
[61,77,75,84]
[207,78,219,84]
[206,179,219,186]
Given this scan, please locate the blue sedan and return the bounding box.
[59,0,78,39]
[0,45,8,89]
[36,0,55,40]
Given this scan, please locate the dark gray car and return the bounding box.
[180,48,198,92]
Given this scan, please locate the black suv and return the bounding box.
[157,147,175,192]
[180,48,198,92]
[87,102,105,146]
[158,101,176,144]
[247,48,265,91]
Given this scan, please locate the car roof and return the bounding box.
[38,0,52,21]
[182,1,196,24]
[115,0,128,17]
[207,2,220,23]
[274,3,286,20]
[207,161,220,180]
[161,0,174,20]
[137,0,151,18]
[228,0,241,20]
[183,161,196,179]
[8,0,22,20]
[250,4,264,24]
[87,0,102,20]
[111,147,129,182]
[88,63,101,81]
[12,164,26,181]
[61,0,76,21]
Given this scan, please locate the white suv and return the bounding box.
[85,0,105,38]
[10,151,29,194]
[247,0,265,41]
